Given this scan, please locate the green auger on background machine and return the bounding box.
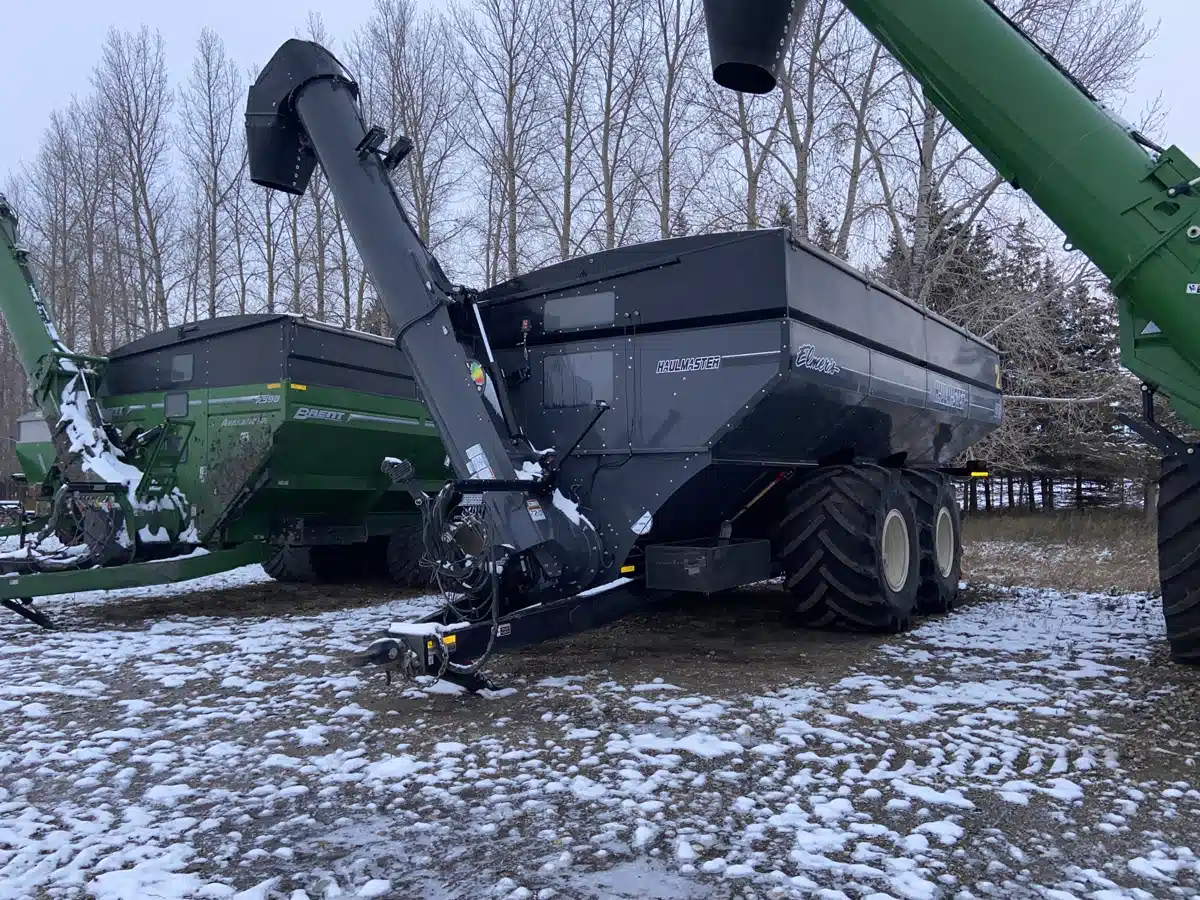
[0,194,200,626]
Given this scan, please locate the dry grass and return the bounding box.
[961,508,1159,595]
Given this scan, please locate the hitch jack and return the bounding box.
[1,597,53,630]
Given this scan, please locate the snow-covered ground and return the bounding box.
[1,570,1197,899]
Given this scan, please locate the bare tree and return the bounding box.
[452,0,554,280]
[581,0,651,251]
[24,113,78,346]
[695,66,786,231]
[814,11,896,259]
[60,96,119,352]
[859,0,1153,305]
[354,0,470,261]
[531,0,601,259]
[179,27,245,320]
[637,0,709,240]
[93,26,178,332]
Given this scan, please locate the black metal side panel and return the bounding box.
[925,324,1001,392]
[557,451,716,582]
[107,314,292,358]
[284,321,419,399]
[101,318,289,396]
[498,337,631,455]
[479,230,789,347]
[618,462,775,543]
[785,239,1001,390]
[714,321,1000,464]
[631,321,785,451]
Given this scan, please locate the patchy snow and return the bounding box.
[0,577,1195,899]
[517,460,583,526]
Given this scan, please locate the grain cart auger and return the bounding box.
[247,39,1002,690]
[700,0,1200,661]
[0,197,263,628]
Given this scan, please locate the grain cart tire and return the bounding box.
[775,465,920,633]
[1157,454,1200,664]
[386,521,428,589]
[264,545,317,583]
[901,469,962,614]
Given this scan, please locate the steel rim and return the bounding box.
[881,509,911,593]
[935,506,955,578]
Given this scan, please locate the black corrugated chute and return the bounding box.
[701,0,801,94]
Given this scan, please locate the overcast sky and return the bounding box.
[0,0,1193,189]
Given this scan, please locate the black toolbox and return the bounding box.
[644,538,772,594]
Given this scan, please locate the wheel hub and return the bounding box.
[935,506,955,579]
[881,509,911,593]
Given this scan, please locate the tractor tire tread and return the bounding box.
[775,464,919,633]
[387,520,428,589]
[1158,455,1200,663]
[264,545,317,583]
[901,469,962,614]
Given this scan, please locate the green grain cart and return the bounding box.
[92,312,447,584]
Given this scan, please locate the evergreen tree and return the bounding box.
[813,213,836,254]
[670,208,690,238]
[873,186,967,307]
[876,228,909,293]
[773,199,794,230]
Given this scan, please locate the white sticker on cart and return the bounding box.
[526,499,547,522]
[465,443,495,480]
[1188,284,1200,294]
[631,511,654,535]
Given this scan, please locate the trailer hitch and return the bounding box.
[348,633,497,693]
[349,636,421,681]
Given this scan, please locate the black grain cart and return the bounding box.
[244,39,1001,687]
[473,227,1000,630]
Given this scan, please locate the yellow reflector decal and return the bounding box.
[620,565,636,574]
[970,471,989,478]
[443,634,456,647]
[267,382,281,389]
[291,384,307,391]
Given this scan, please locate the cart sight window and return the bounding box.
[544,351,614,409]
[16,418,51,443]
[170,353,194,383]
[544,291,615,332]
[164,391,189,419]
